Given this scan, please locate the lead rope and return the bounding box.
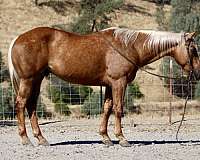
[175,70,193,142]
[175,40,194,143]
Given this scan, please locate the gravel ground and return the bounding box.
[1,115,200,160]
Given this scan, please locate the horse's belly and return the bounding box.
[49,62,105,86]
[61,72,104,85]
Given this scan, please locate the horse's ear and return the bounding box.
[185,32,197,41]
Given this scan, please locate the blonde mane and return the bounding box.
[109,28,185,55]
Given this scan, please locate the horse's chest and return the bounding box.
[106,54,136,80]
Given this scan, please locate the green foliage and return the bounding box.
[170,0,193,31]
[49,80,92,103]
[0,83,14,119]
[195,81,200,99]
[81,82,144,115]
[125,83,144,113]
[0,51,3,83]
[155,1,169,30]
[158,0,200,99]
[0,51,3,82]
[73,86,93,104]
[54,101,70,116]
[0,51,9,82]
[170,0,200,44]
[47,89,69,116]
[150,0,171,4]
[35,98,49,118]
[48,77,93,115]
[48,84,71,115]
[0,51,2,69]
[0,50,15,119]
[81,92,102,115]
[156,0,200,43]
[128,83,144,99]
[71,0,123,34]
[160,57,196,99]
[81,82,143,115]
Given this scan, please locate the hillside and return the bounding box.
[0,0,172,107]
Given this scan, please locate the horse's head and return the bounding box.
[173,32,200,80]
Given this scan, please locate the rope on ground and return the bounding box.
[175,71,193,142]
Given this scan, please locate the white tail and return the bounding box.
[8,37,19,93]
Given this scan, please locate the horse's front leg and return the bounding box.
[99,86,113,146]
[112,77,131,147]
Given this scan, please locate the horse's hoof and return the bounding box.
[38,139,50,146]
[102,139,114,147]
[22,138,33,146]
[119,140,132,147]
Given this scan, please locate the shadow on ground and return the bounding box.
[0,121,17,126]
[51,140,200,146]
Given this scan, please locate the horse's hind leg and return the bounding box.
[26,76,49,146]
[15,79,33,145]
[99,86,113,146]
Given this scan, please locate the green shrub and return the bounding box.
[0,83,14,119]
[81,92,102,116]
[128,83,144,99]
[124,83,144,113]
[195,81,200,99]
[48,83,71,116]
[54,100,70,116]
[81,82,144,115]
[48,76,93,115]
[71,0,123,34]
[160,57,196,99]
[73,86,93,104]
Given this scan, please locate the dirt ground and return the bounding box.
[1,115,200,160]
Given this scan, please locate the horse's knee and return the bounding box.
[105,99,112,107]
[113,106,123,117]
[15,96,26,107]
[103,99,112,112]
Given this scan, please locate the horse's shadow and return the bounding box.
[50,140,200,146]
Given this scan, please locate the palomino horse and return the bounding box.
[8,27,200,147]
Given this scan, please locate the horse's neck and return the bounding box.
[147,51,169,64]
[134,31,182,66]
[145,46,176,65]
